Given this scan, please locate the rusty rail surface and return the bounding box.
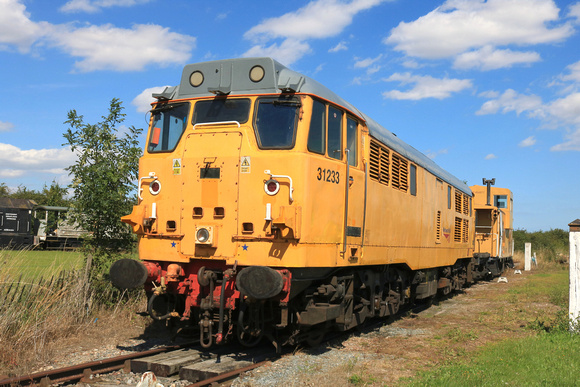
[0,343,192,387]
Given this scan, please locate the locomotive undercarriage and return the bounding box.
[142,258,481,350]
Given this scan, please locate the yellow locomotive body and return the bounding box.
[470,183,514,276]
[113,58,481,348]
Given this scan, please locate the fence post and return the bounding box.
[525,243,532,271]
[569,219,580,332]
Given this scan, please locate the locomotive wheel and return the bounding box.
[306,329,326,347]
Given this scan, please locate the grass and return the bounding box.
[405,261,576,386]
[1,249,84,281]
[407,332,580,386]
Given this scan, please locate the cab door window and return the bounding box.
[327,106,343,160]
[346,117,357,166]
[307,99,326,154]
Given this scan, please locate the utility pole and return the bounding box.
[569,219,580,332]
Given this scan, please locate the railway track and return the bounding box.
[1,280,496,387]
[0,342,277,387]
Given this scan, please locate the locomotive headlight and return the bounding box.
[264,179,280,196]
[195,226,214,245]
[149,179,161,195]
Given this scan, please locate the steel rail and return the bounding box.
[0,343,193,387]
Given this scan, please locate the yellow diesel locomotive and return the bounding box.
[470,180,514,277]
[111,57,493,348]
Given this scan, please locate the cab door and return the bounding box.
[342,116,365,263]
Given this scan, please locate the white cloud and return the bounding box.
[0,121,14,132]
[242,39,311,67]
[354,54,382,69]
[476,89,544,116]
[46,23,195,72]
[454,46,541,70]
[0,143,77,178]
[132,86,171,113]
[519,136,537,147]
[0,0,44,53]
[329,41,348,53]
[245,0,386,42]
[551,128,580,151]
[244,0,387,65]
[485,154,497,160]
[0,0,195,72]
[560,60,580,83]
[60,0,152,13]
[382,72,472,100]
[547,92,580,126]
[384,0,572,69]
[569,2,580,21]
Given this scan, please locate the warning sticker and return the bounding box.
[240,156,251,173]
[173,158,181,175]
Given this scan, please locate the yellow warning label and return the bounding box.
[173,158,181,175]
[240,156,251,173]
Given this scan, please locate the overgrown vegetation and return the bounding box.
[514,228,568,262]
[0,249,146,375]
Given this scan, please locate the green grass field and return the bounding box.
[0,249,85,281]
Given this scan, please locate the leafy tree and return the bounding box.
[0,182,9,197]
[63,98,142,275]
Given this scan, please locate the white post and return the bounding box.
[569,219,580,332]
[525,243,532,271]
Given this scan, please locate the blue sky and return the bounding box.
[1,0,579,232]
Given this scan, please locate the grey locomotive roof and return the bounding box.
[157,57,471,196]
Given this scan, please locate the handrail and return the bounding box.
[193,120,241,129]
[264,170,294,202]
[138,172,157,200]
[341,149,350,255]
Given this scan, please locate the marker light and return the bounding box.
[264,179,280,196]
[249,65,265,82]
[149,180,161,195]
[190,71,204,87]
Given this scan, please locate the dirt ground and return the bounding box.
[236,265,558,386]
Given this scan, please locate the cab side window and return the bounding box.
[327,106,343,160]
[307,99,326,154]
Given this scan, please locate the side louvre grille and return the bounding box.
[462,219,469,242]
[455,191,462,213]
[391,153,408,192]
[463,194,469,215]
[436,211,441,241]
[454,217,462,242]
[369,140,389,185]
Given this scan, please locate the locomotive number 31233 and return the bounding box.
[316,167,340,184]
